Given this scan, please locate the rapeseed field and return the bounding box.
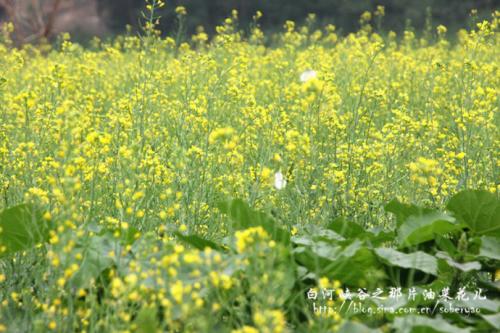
[0,2,499,332]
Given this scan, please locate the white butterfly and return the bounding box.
[300,69,317,83]
[274,171,287,190]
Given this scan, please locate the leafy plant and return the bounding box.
[175,190,499,331]
[0,204,51,257]
[447,190,500,237]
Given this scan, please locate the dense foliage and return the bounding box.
[97,0,498,35]
[0,3,499,332]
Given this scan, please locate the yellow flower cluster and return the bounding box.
[235,226,269,253]
[208,126,238,150]
[253,309,288,333]
[408,157,443,188]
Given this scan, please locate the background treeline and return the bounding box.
[0,0,497,44]
[99,0,497,35]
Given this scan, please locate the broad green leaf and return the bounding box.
[0,77,6,86]
[366,228,396,245]
[308,225,345,242]
[435,235,458,256]
[291,235,316,247]
[294,241,342,259]
[135,306,159,333]
[296,265,310,279]
[392,315,471,333]
[218,199,252,229]
[435,252,481,272]
[374,247,438,275]
[447,190,500,237]
[293,225,344,246]
[481,313,500,330]
[397,212,460,247]
[438,313,482,331]
[328,217,365,238]
[218,199,290,245]
[0,204,50,257]
[368,292,413,311]
[454,293,500,313]
[70,234,116,289]
[328,218,393,245]
[337,321,381,333]
[477,277,500,293]
[478,236,500,261]
[385,199,434,227]
[294,240,384,286]
[174,232,224,251]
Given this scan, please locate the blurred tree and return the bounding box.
[0,0,63,43]
[0,0,106,44]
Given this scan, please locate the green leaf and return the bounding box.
[294,240,384,286]
[447,190,500,237]
[297,225,345,244]
[385,199,434,227]
[328,217,365,238]
[454,293,500,313]
[477,277,500,294]
[310,225,345,241]
[369,294,413,312]
[374,247,438,275]
[435,235,458,256]
[123,225,141,245]
[327,217,393,245]
[218,199,290,245]
[0,77,6,86]
[392,315,471,333]
[397,212,460,247]
[174,232,224,251]
[481,313,500,330]
[366,228,396,245]
[70,234,116,289]
[338,321,381,333]
[478,236,500,261]
[218,199,252,229]
[135,306,159,333]
[435,252,481,272]
[0,204,50,257]
[291,232,344,249]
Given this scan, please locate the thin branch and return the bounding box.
[43,0,62,38]
[32,0,46,32]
